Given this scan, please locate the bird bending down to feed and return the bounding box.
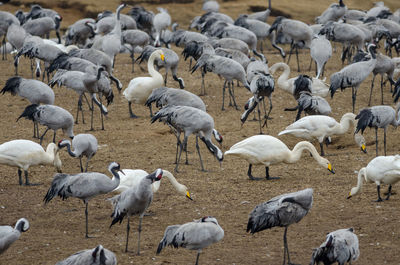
[55,245,117,265]
[58,134,98,172]
[225,135,334,180]
[151,106,223,172]
[284,91,331,122]
[348,155,400,202]
[157,216,224,265]
[279,113,367,156]
[310,228,360,265]
[44,162,124,238]
[0,140,61,185]
[123,49,165,118]
[247,188,313,265]
[113,169,192,201]
[109,169,163,254]
[355,105,400,156]
[0,218,29,255]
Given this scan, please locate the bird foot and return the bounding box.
[384,191,396,195]
[374,198,383,202]
[130,114,139,119]
[23,182,42,186]
[85,234,97,239]
[248,176,264,181]
[266,176,280,180]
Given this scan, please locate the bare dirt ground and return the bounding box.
[1,0,400,264]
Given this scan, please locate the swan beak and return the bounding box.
[119,170,126,176]
[327,163,335,174]
[347,192,352,199]
[361,144,367,153]
[160,54,165,61]
[186,191,193,200]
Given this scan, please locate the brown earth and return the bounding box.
[1,0,400,264]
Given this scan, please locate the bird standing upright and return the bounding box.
[247,188,313,265]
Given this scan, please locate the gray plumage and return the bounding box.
[56,245,117,265]
[1,76,54,104]
[146,87,206,111]
[310,228,359,265]
[310,34,332,79]
[0,218,29,255]
[95,12,136,35]
[191,43,249,107]
[0,11,20,60]
[329,44,377,113]
[157,216,224,265]
[122,29,150,72]
[190,12,233,30]
[58,134,98,172]
[44,162,123,238]
[209,37,250,55]
[68,48,122,90]
[137,45,184,89]
[109,169,163,254]
[355,105,400,156]
[247,188,313,265]
[315,0,347,24]
[172,30,209,47]
[65,18,96,47]
[49,68,112,130]
[246,58,269,83]
[17,104,74,145]
[153,8,171,46]
[215,47,250,69]
[248,8,271,22]
[127,6,154,33]
[241,73,274,134]
[22,17,58,40]
[151,105,223,172]
[285,91,332,121]
[202,0,219,13]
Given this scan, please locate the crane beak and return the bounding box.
[160,54,165,61]
[119,170,126,176]
[186,191,193,200]
[327,163,335,174]
[361,144,367,153]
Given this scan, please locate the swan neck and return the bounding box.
[353,168,366,195]
[148,53,162,80]
[163,170,183,191]
[337,113,356,134]
[287,141,320,163]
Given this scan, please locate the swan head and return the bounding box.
[15,218,29,232]
[319,157,335,174]
[152,49,165,62]
[354,133,367,153]
[347,186,359,199]
[178,184,192,200]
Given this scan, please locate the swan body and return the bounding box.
[114,169,191,200]
[279,113,366,155]
[224,135,334,180]
[123,49,165,117]
[269,62,329,97]
[0,140,61,185]
[348,155,400,201]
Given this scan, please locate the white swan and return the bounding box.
[113,169,192,200]
[123,49,165,118]
[0,140,62,185]
[224,135,334,180]
[348,155,400,202]
[269,62,329,97]
[278,113,367,156]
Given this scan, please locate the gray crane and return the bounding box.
[355,105,400,156]
[1,76,54,138]
[44,162,124,238]
[209,37,250,56]
[190,12,234,31]
[122,29,150,72]
[56,245,117,265]
[285,91,332,121]
[25,4,62,43]
[151,105,223,172]
[330,44,377,113]
[109,169,163,253]
[248,8,270,22]
[136,45,185,89]
[0,11,19,60]
[191,43,250,109]
[95,11,136,35]
[127,6,154,34]
[153,8,171,47]
[6,21,26,74]
[58,133,98,172]
[157,216,224,265]
[246,58,269,82]
[68,48,123,91]
[310,228,360,265]
[315,0,347,24]
[269,16,313,72]
[65,18,96,47]
[241,73,274,134]
[247,188,313,265]
[0,218,29,255]
[49,68,112,131]
[17,104,74,145]
[22,17,60,43]
[310,33,332,79]
[215,47,250,69]
[203,0,219,12]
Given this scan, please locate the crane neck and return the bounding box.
[286,141,321,164]
[61,140,78,158]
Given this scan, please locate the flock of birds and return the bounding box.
[0,0,400,264]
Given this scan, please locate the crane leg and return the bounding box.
[375,127,378,157]
[39,128,50,145]
[351,86,357,113]
[175,136,186,173]
[195,251,201,265]
[83,93,92,111]
[53,131,56,143]
[221,80,227,111]
[164,69,168,86]
[262,97,273,128]
[384,127,387,156]
[247,164,262,181]
[33,122,37,138]
[196,136,206,172]
[295,45,300,72]
[228,82,238,110]
[85,202,90,238]
[125,217,130,252]
[99,95,105,130]
[90,98,94,131]
[85,157,91,172]
[308,57,313,71]
[257,104,262,134]
[137,215,143,255]
[380,75,384,105]
[287,40,294,65]
[128,102,138,118]
[375,185,383,202]
[282,227,296,265]
[385,185,393,200]
[130,51,135,73]
[18,169,23,185]
[368,75,376,106]
[80,157,84,172]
